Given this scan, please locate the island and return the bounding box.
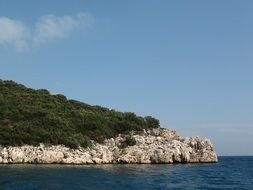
[0,80,217,164]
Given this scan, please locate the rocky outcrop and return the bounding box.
[0,128,218,164]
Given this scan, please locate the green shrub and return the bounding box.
[0,79,160,148]
[120,136,137,148]
[145,116,160,128]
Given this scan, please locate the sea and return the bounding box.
[0,156,252,190]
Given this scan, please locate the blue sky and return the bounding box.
[0,0,252,156]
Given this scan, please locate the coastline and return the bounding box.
[0,128,218,164]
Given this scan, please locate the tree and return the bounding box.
[145,116,160,128]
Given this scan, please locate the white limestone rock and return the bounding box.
[0,128,218,164]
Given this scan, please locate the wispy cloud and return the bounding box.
[33,13,93,45]
[0,17,30,51]
[0,12,94,51]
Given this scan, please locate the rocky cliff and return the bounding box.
[0,128,217,164]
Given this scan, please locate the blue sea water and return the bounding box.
[0,156,252,190]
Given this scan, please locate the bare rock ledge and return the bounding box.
[0,128,218,164]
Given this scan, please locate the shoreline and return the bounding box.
[0,128,218,165]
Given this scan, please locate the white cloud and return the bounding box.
[0,17,30,51]
[33,13,93,45]
[0,12,94,51]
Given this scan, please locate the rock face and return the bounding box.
[0,128,218,164]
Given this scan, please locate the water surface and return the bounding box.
[0,156,252,190]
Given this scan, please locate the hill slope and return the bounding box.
[0,80,159,148]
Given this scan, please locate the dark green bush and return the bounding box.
[145,116,160,128]
[120,136,137,148]
[0,79,160,148]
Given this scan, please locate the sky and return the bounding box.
[0,0,252,156]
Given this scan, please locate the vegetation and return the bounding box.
[120,136,137,148]
[0,80,160,148]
